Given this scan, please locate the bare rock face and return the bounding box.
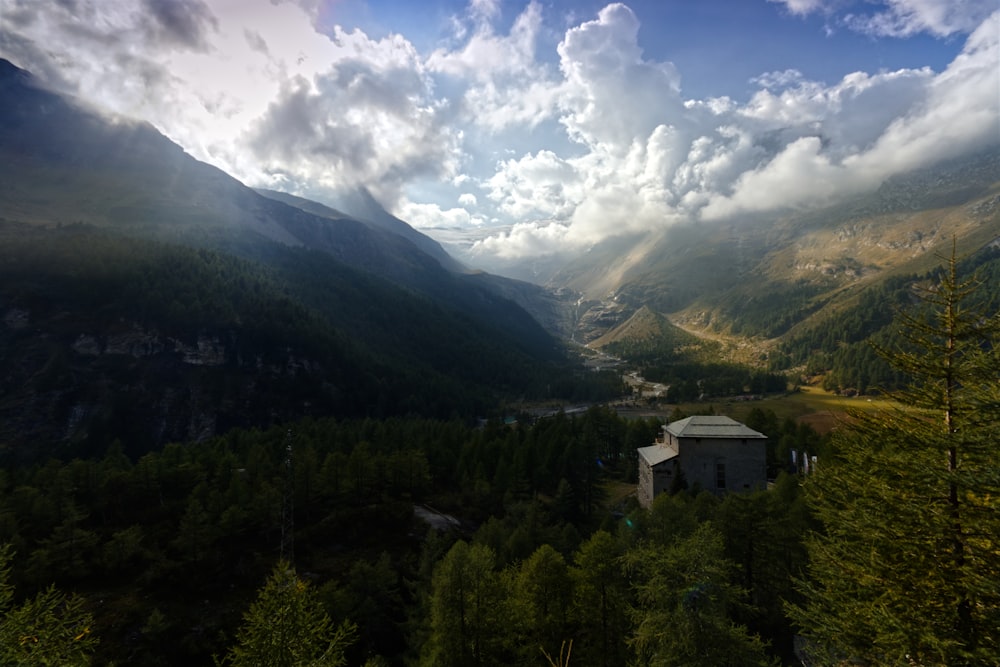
[104,325,166,357]
[0,311,331,462]
[175,335,227,366]
[67,323,231,366]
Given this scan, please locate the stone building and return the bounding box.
[637,415,767,508]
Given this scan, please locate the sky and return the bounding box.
[1,0,998,265]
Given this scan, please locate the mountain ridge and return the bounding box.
[0,58,567,347]
[560,150,1000,351]
[0,59,616,458]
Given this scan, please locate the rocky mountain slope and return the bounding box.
[561,150,1000,351]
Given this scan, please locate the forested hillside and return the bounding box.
[568,151,1000,386]
[3,249,994,666]
[774,244,1000,393]
[589,241,1000,399]
[0,405,825,666]
[0,222,619,461]
[0,58,630,457]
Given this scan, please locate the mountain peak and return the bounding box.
[0,58,35,87]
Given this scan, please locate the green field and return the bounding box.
[721,386,898,433]
[617,384,901,434]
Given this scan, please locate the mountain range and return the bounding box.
[1,56,998,458]
[550,150,1000,344]
[0,59,597,460]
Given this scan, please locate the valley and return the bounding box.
[0,51,996,667]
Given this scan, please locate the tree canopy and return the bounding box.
[791,247,1000,665]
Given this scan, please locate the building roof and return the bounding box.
[665,415,766,439]
[638,443,678,466]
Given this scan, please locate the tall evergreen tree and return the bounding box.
[221,561,357,667]
[422,541,510,667]
[791,247,1000,665]
[0,545,96,666]
[511,544,573,665]
[627,523,776,667]
[570,530,629,667]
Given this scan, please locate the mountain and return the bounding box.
[549,164,999,398]
[283,185,469,274]
[559,150,1000,354]
[591,305,697,350]
[0,59,606,460]
[0,57,575,340]
[0,62,446,287]
[255,186,574,340]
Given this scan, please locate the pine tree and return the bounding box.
[222,561,357,667]
[627,523,776,667]
[422,541,509,667]
[0,544,96,666]
[512,544,573,665]
[570,530,629,667]
[791,247,1000,665]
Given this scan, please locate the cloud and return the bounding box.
[769,0,996,37]
[429,1,541,80]
[471,220,573,259]
[427,1,559,131]
[854,11,1000,168]
[702,10,1000,220]
[739,67,935,156]
[845,0,997,37]
[767,0,828,16]
[245,28,461,201]
[700,137,863,220]
[0,0,461,202]
[469,0,501,25]
[142,0,219,50]
[487,150,582,220]
[472,5,999,255]
[556,3,682,149]
[0,0,996,264]
[398,199,485,231]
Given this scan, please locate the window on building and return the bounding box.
[715,462,726,489]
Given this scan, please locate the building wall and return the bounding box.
[638,459,678,509]
[677,436,766,494]
[651,461,676,501]
[638,458,654,508]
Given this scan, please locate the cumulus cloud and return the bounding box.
[487,150,583,219]
[470,220,573,259]
[0,0,214,114]
[702,10,1000,220]
[0,0,463,202]
[142,0,219,50]
[768,0,827,16]
[429,0,540,79]
[0,0,996,264]
[246,28,461,200]
[470,5,999,255]
[427,1,560,131]
[557,3,682,149]
[853,11,1000,169]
